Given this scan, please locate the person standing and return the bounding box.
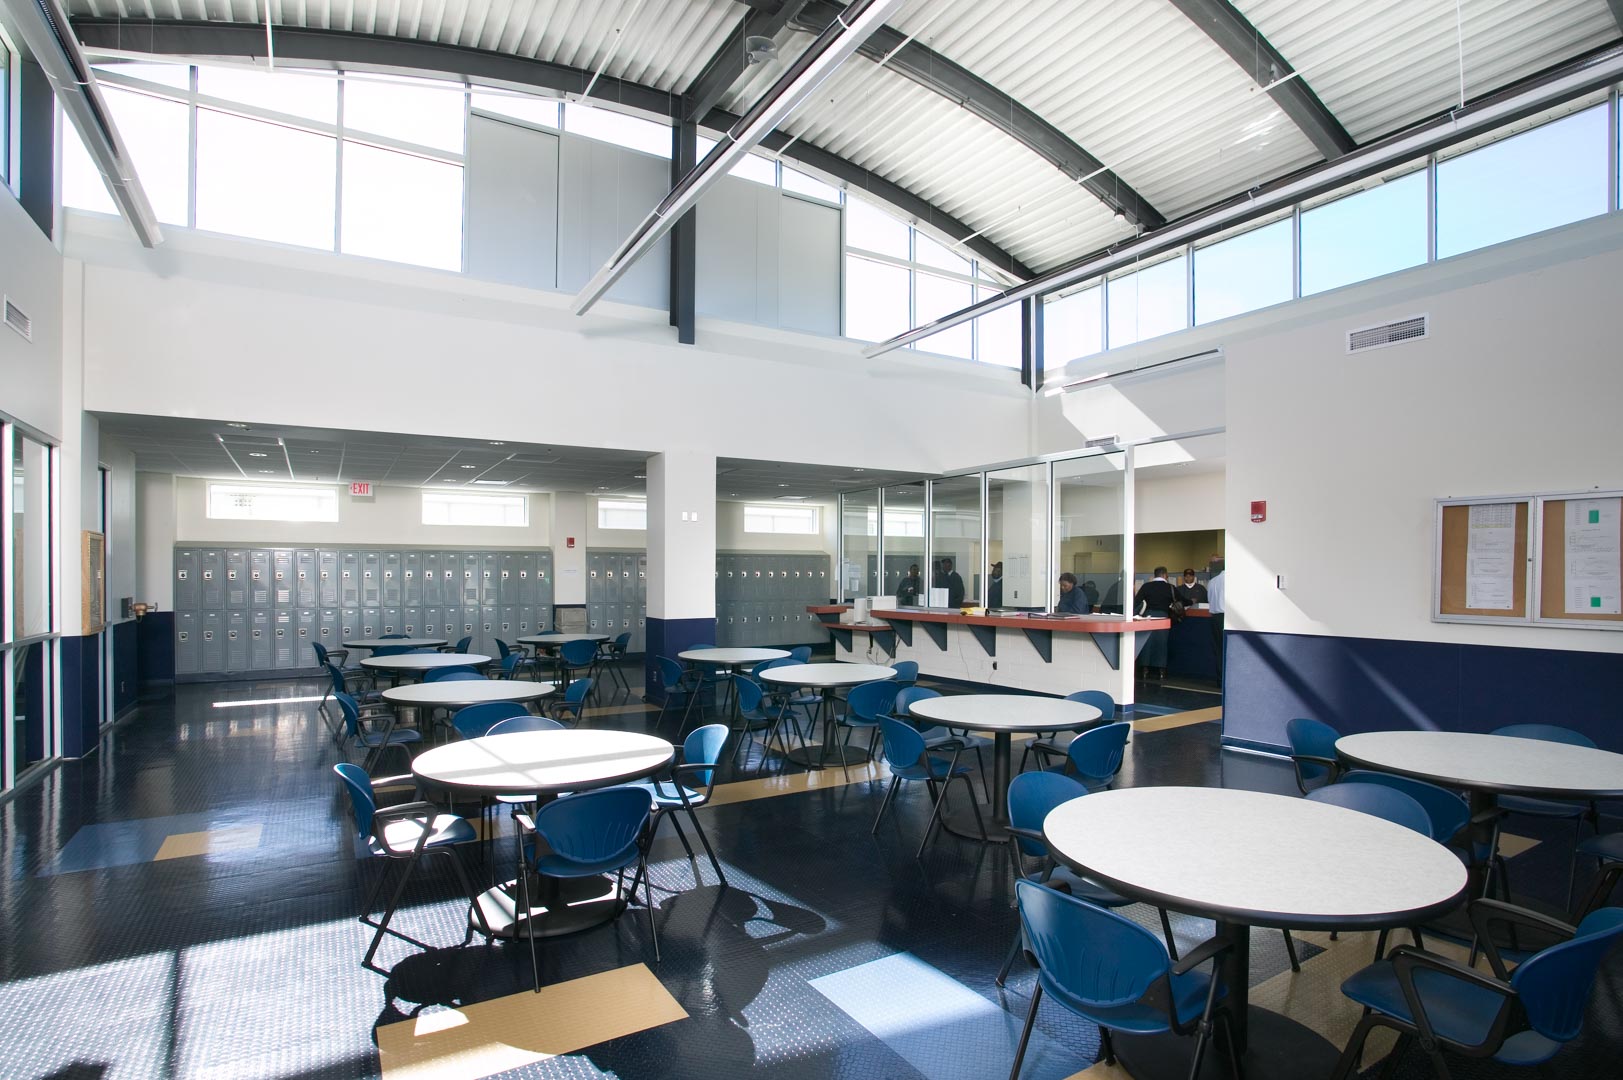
[1133,567,1176,680]
[1207,558,1226,684]
[1055,572,1089,614]
[895,563,922,606]
[934,558,966,608]
[1081,579,1100,612]
[987,561,1004,607]
[1175,569,1208,606]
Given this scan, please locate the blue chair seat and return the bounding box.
[1047,966,1221,1035]
[1497,793,1587,819]
[357,728,421,750]
[1577,831,1623,861]
[1340,964,1559,1065]
[371,813,476,855]
[623,779,705,809]
[892,754,973,782]
[533,842,642,879]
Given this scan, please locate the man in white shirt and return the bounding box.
[1207,559,1225,684]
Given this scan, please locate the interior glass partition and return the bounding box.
[880,483,925,599]
[13,431,53,637]
[987,464,1050,610]
[929,475,983,606]
[1054,452,1127,614]
[838,488,879,602]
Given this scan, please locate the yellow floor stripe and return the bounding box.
[376,963,686,1080]
[579,702,660,719]
[1064,1062,1133,1079]
[1498,833,1540,858]
[153,825,263,861]
[705,760,891,806]
[1133,707,1221,733]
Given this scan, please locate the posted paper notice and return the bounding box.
[1564,498,1621,615]
[1465,503,1516,610]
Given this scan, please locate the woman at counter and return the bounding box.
[1134,567,1176,680]
[1055,573,1090,614]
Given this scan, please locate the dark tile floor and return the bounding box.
[0,664,1618,1080]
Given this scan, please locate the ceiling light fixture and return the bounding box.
[460,464,477,469]
[489,441,506,446]
[248,452,268,458]
[226,422,250,429]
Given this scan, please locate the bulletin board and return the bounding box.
[1435,498,1532,624]
[82,531,106,635]
[1537,491,1623,629]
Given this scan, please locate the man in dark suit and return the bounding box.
[1133,567,1177,679]
[1175,568,1208,606]
[934,558,966,608]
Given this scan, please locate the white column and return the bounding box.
[551,492,588,607]
[645,450,716,696]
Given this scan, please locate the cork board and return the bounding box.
[82,531,106,635]
[1437,501,1529,620]
[1538,495,1623,625]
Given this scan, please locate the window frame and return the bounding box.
[742,502,822,536]
[205,482,340,523]
[596,498,649,531]
[420,489,529,528]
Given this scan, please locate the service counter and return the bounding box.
[1168,607,1220,680]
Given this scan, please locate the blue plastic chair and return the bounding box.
[451,701,528,741]
[834,680,899,772]
[655,656,706,733]
[1575,832,1623,917]
[1330,902,1623,1080]
[788,646,812,663]
[552,678,593,727]
[598,632,633,692]
[893,685,991,798]
[996,772,1178,987]
[887,660,919,687]
[557,638,599,696]
[729,676,780,764]
[370,645,413,658]
[487,714,566,736]
[333,762,489,967]
[1491,724,1601,909]
[871,716,985,859]
[520,787,658,988]
[335,691,420,772]
[623,723,730,889]
[424,667,482,683]
[1022,690,1115,772]
[316,647,374,737]
[450,636,473,654]
[1009,878,1237,1080]
[1286,717,1342,793]
[1047,721,1132,791]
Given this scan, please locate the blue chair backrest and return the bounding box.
[487,714,566,735]
[1007,772,1089,858]
[1340,770,1470,843]
[891,686,941,721]
[683,724,730,789]
[564,678,593,705]
[878,716,927,771]
[312,641,331,665]
[560,639,597,666]
[1286,717,1340,760]
[613,632,631,650]
[333,762,376,838]
[656,656,687,691]
[500,654,525,677]
[454,636,472,653]
[789,646,812,663]
[1491,723,1597,749]
[532,786,652,863]
[760,657,796,673]
[424,667,481,683]
[847,680,900,722]
[334,691,363,736]
[1306,783,1430,835]
[325,662,347,693]
[735,676,769,716]
[1511,907,1623,1042]
[1016,879,1170,1009]
[371,645,412,658]
[452,701,528,740]
[888,660,919,684]
[1064,689,1116,720]
[1065,722,1131,785]
[380,634,408,640]
[495,639,517,658]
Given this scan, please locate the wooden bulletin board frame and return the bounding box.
[1535,489,1623,630]
[82,531,106,635]
[1434,496,1532,625]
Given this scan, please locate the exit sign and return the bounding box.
[350,481,373,497]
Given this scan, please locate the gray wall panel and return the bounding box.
[556,134,670,310]
[466,115,560,291]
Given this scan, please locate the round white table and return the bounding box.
[517,633,609,647]
[908,694,1103,838]
[1044,786,1468,1079]
[382,680,557,712]
[757,663,895,769]
[678,648,789,735]
[343,638,448,652]
[412,730,674,938]
[360,652,493,678]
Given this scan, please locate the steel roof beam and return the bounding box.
[685,0,809,123]
[1167,0,1355,159]
[792,0,1165,230]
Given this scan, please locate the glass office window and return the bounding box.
[12,434,50,638]
[1300,170,1427,295]
[596,499,648,530]
[1043,284,1103,365]
[197,66,336,123]
[929,475,982,606]
[1107,255,1187,349]
[839,488,879,601]
[987,464,1049,610]
[196,109,336,249]
[101,87,190,226]
[845,195,910,258]
[914,232,971,275]
[881,483,926,598]
[975,286,1023,368]
[470,91,559,128]
[728,152,778,186]
[11,642,50,778]
[61,126,118,215]
[743,504,820,534]
[913,272,974,359]
[565,103,670,158]
[95,61,191,90]
[344,75,465,152]
[1194,218,1293,324]
[341,142,464,270]
[782,166,840,202]
[1054,451,1126,615]
[844,255,910,342]
[1436,104,1610,259]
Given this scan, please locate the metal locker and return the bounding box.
[620,602,635,633]
[459,607,477,640]
[518,606,536,636]
[437,607,457,642]
[296,610,317,665]
[585,603,601,633]
[480,605,497,651]
[340,551,360,607]
[587,554,602,600]
[622,555,639,602]
[362,552,383,607]
[402,607,421,636]
[419,607,440,638]
[225,550,249,608]
[361,609,379,639]
[174,549,200,610]
[201,550,227,609]
[423,551,443,606]
[175,611,199,674]
[273,609,296,668]
[319,550,340,606]
[382,608,401,636]
[499,606,516,640]
[455,553,474,606]
[272,549,294,607]
[250,610,272,669]
[474,554,495,606]
[341,608,360,642]
[294,549,317,607]
[200,611,225,672]
[498,554,517,604]
[226,611,249,670]
[516,553,537,606]
[320,609,340,653]
[402,551,422,606]
[382,552,402,607]
[248,550,271,607]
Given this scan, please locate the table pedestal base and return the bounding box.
[940,799,1000,842]
[784,742,875,769]
[1114,1005,1340,1080]
[471,874,624,939]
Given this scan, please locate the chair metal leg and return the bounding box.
[1566,816,1584,911]
[961,775,988,840]
[1007,983,1043,1080]
[442,846,493,943]
[995,927,1023,987]
[1282,928,1301,973]
[1373,928,1390,963]
[667,809,698,862]
[1217,1008,1244,1080]
[1159,907,1180,962]
[685,805,728,890]
[871,777,901,834]
[1099,1026,1116,1066]
[1187,951,1226,1080]
[918,777,956,859]
[1328,1014,1379,1080]
[973,744,991,801]
[640,857,660,963]
[364,851,423,967]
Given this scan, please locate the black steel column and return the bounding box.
[19,61,56,239]
[1020,296,1044,392]
[669,113,698,345]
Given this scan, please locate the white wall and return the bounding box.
[136,472,176,610]
[0,188,62,437]
[102,440,137,611]
[585,496,838,557]
[1137,470,1225,534]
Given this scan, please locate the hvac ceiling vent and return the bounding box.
[1347,314,1428,354]
[4,297,31,342]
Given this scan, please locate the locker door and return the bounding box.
[320,609,340,653]
[296,610,316,665]
[226,611,249,670]
[362,552,383,607]
[459,606,477,641]
[175,611,199,674]
[340,608,360,642]
[361,608,379,639]
[174,549,200,610]
[272,549,294,607]
[340,551,361,607]
[403,551,422,606]
[518,606,535,636]
[423,552,443,606]
[500,606,516,641]
[273,609,296,668]
[479,605,498,654]
[518,553,537,606]
[318,550,340,607]
[225,550,249,609]
[475,554,496,607]
[498,554,517,605]
[201,550,226,609]
[402,607,421,636]
[295,549,317,607]
[250,610,272,669]
[586,554,602,602]
[458,553,477,606]
[382,608,401,636]
[201,611,225,672]
[249,550,272,608]
[382,551,402,607]
[586,603,602,633]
